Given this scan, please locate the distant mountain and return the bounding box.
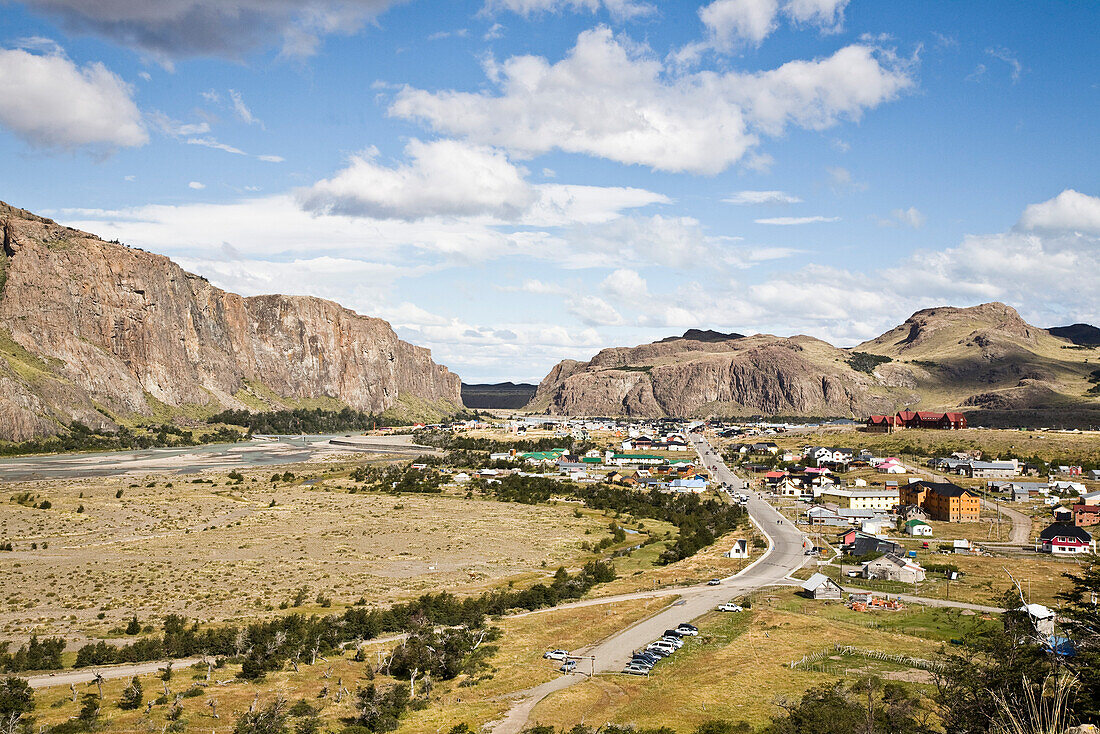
[658,329,744,343]
[0,202,461,442]
[530,303,1100,425]
[1048,323,1100,346]
[461,382,538,409]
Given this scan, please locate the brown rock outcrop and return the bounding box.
[0,202,460,441]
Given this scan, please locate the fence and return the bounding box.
[789,644,945,672]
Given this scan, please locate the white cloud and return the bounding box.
[567,295,624,326]
[693,0,849,52]
[483,0,654,20]
[391,29,913,175]
[986,46,1022,83]
[783,0,849,32]
[755,215,838,225]
[699,0,779,47]
[601,268,649,304]
[889,206,925,229]
[724,189,802,205]
[1018,189,1100,234]
[186,137,247,155]
[188,181,205,190]
[299,139,536,221]
[0,47,147,151]
[257,154,285,163]
[229,88,261,126]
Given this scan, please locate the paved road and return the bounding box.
[491,433,810,734]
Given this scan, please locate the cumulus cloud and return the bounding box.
[21,0,402,60]
[755,215,838,225]
[886,206,925,229]
[0,47,147,151]
[299,139,536,221]
[1018,189,1100,234]
[724,190,802,205]
[568,295,625,326]
[188,181,205,189]
[391,29,913,175]
[694,0,849,50]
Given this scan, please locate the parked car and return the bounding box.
[707,578,722,586]
[660,636,683,649]
[717,603,743,612]
[622,663,649,676]
[663,629,683,639]
[543,649,569,660]
[644,644,671,657]
[676,623,699,636]
[560,660,576,673]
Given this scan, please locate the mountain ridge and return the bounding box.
[529,303,1100,423]
[0,201,461,441]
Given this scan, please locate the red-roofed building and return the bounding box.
[865,410,966,432]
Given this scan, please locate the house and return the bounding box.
[800,573,843,600]
[865,411,967,432]
[607,453,665,467]
[861,518,892,535]
[775,478,804,498]
[1090,470,1100,481]
[900,481,981,522]
[764,470,789,485]
[863,553,926,583]
[1079,490,1100,506]
[1021,603,1057,637]
[818,488,899,511]
[899,505,928,522]
[1074,504,1100,527]
[751,442,780,455]
[670,477,707,493]
[1051,481,1087,496]
[1036,523,1095,555]
[875,458,907,474]
[905,519,933,536]
[952,539,973,554]
[960,460,1020,479]
[724,539,749,559]
[837,529,903,558]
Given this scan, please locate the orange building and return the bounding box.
[900,480,980,522]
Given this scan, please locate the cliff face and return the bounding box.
[530,331,902,418]
[531,307,1100,419]
[0,202,460,441]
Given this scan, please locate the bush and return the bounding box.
[118,678,143,710]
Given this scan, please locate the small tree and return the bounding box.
[125,616,141,636]
[0,676,34,734]
[118,678,143,710]
[233,699,288,734]
[77,693,100,730]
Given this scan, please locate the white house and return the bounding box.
[905,519,933,536]
[670,478,707,493]
[724,539,749,559]
[800,573,842,600]
[863,553,926,584]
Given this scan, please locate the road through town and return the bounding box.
[490,433,810,733]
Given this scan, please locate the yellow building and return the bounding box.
[819,488,900,511]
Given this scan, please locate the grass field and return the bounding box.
[527,588,970,731]
[0,465,614,644]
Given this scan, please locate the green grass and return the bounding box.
[0,327,64,382]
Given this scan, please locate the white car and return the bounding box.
[560,660,577,673]
[717,603,743,612]
[543,649,569,660]
[707,578,722,586]
[675,624,699,636]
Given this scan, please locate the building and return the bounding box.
[819,488,900,511]
[905,519,933,536]
[959,460,1019,479]
[900,481,981,522]
[724,539,749,559]
[864,410,967,432]
[606,453,665,466]
[800,573,843,600]
[670,477,707,493]
[1073,503,1100,527]
[1036,523,1094,555]
[863,553,926,583]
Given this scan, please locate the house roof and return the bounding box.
[904,519,931,527]
[911,480,976,498]
[800,573,837,592]
[1039,523,1092,543]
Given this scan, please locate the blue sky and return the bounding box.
[1,0,1098,382]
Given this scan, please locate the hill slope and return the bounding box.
[0,202,461,441]
[530,308,1100,422]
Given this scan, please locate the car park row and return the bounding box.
[621,622,698,675]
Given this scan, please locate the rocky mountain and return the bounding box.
[530,306,1100,423]
[461,382,538,410]
[1048,323,1100,346]
[0,202,461,442]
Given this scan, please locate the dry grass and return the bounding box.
[528,589,949,731]
[0,467,609,644]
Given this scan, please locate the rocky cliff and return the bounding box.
[529,330,904,418]
[0,202,461,441]
[530,305,1100,420]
